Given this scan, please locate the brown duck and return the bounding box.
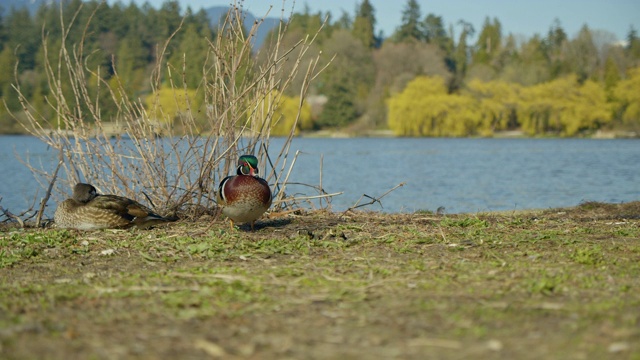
[54,183,176,230]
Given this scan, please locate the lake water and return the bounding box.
[1,135,639,216]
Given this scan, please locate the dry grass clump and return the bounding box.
[9,2,327,225]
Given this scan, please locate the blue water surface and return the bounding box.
[1,135,638,215]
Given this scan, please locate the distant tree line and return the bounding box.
[1,0,639,136]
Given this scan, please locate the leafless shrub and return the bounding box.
[11,1,327,222]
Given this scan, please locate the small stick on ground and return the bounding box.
[341,182,406,217]
[1,207,25,228]
[272,191,343,208]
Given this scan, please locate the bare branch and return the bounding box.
[341,183,407,216]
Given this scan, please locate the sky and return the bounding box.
[121,0,639,42]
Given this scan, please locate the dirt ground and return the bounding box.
[1,202,639,359]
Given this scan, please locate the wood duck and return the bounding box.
[217,155,272,231]
[54,183,176,230]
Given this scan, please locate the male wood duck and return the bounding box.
[217,155,272,231]
[54,183,176,230]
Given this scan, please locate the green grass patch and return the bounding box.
[1,204,640,359]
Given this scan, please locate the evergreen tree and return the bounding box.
[543,19,570,78]
[473,17,502,65]
[335,10,352,30]
[423,14,449,50]
[545,19,568,50]
[491,33,518,78]
[317,30,374,128]
[626,26,640,64]
[502,35,549,85]
[568,25,599,82]
[4,8,38,71]
[394,0,424,42]
[0,10,7,52]
[602,55,621,97]
[286,10,333,46]
[156,0,183,40]
[167,23,212,89]
[115,33,150,94]
[0,47,15,99]
[317,80,358,128]
[450,21,474,90]
[352,0,376,48]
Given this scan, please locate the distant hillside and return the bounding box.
[205,6,281,49]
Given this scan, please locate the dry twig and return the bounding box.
[1,207,24,227]
[341,182,406,216]
[35,149,64,227]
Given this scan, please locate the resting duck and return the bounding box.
[217,155,272,231]
[54,183,176,230]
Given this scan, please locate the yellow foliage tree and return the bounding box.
[564,79,611,135]
[437,95,483,136]
[613,67,640,128]
[390,75,614,137]
[388,76,483,136]
[518,75,610,136]
[107,75,126,106]
[465,79,522,134]
[255,90,313,136]
[145,86,201,124]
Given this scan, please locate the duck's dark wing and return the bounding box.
[89,195,176,228]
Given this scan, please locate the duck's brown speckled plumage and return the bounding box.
[54,183,176,230]
[217,155,272,231]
